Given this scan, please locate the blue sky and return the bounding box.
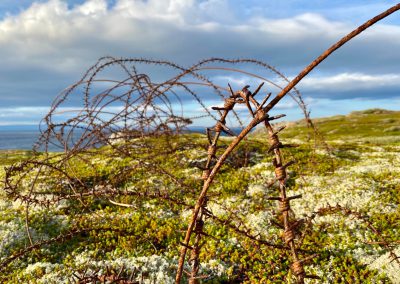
[0,0,400,126]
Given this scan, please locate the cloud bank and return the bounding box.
[0,0,399,125]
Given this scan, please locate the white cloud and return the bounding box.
[209,71,400,101]
[0,105,124,121]
[113,0,193,22]
[299,72,400,92]
[1,0,399,73]
[250,13,347,40]
[76,0,107,16]
[0,106,51,114]
[0,0,400,121]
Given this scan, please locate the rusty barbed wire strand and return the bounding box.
[3,58,311,283]
[175,5,400,281]
[181,86,246,282]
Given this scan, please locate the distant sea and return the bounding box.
[0,125,41,150]
[0,126,244,151]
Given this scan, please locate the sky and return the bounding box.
[0,0,400,127]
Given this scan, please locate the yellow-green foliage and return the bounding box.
[1,110,400,283]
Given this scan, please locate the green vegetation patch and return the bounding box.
[1,110,399,283]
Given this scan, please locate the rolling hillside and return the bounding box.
[0,109,399,283]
